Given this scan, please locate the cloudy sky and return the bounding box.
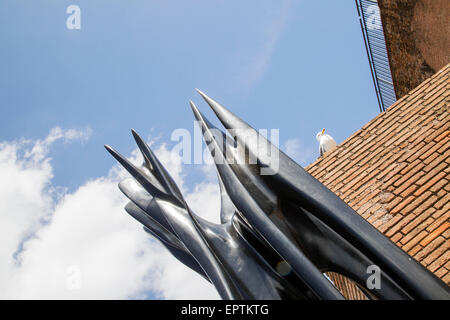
[0,1,380,299]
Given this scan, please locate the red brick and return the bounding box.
[414,236,446,261]
[434,268,448,279]
[430,178,449,193]
[422,240,450,265]
[427,251,450,273]
[443,273,450,285]
[390,233,403,243]
[403,231,429,252]
[433,192,450,210]
[426,214,450,233]
[390,196,415,214]
[402,192,437,215]
[402,207,436,234]
[414,171,447,196]
[421,222,450,247]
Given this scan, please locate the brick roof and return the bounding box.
[306,63,450,295]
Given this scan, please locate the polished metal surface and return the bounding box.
[105,90,450,300]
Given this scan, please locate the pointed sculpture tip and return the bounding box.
[104,144,119,158]
[131,129,151,154]
[131,128,142,142]
[189,100,205,124]
[194,88,224,115]
[189,100,199,114]
[104,145,122,161]
[195,88,210,101]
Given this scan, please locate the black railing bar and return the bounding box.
[378,81,395,91]
[383,102,394,110]
[382,96,396,105]
[377,77,394,86]
[366,32,387,43]
[371,51,390,62]
[378,81,396,91]
[364,26,386,35]
[367,38,390,49]
[365,30,388,42]
[374,68,394,79]
[356,0,361,16]
[382,98,396,106]
[363,0,379,4]
[373,63,392,73]
[356,9,384,112]
[378,83,396,94]
[383,98,396,106]
[370,53,391,64]
[361,3,381,11]
[362,0,379,4]
[379,89,396,99]
[368,45,389,55]
[378,86,396,95]
[366,38,389,48]
[372,58,393,71]
[372,59,392,71]
[359,1,386,111]
[360,1,389,111]
[374,69,394,80]
[381,96,395,105]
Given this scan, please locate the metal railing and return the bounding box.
[355,0,396,112]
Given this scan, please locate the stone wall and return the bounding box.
[378,0,449,98]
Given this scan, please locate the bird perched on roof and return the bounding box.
[316,128,337,157]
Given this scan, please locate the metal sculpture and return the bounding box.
[105,90,450,300]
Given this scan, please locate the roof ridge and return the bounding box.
[306,63,450,168]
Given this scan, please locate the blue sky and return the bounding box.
[0,1,381,299]
[0,0,378,191]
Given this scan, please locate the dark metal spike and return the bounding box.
[188,105,344,300]
[118,178,177,235]
[125,201,183,250]
[143,226,210,282]
[104,144,173,203]
[130,129,185,204]
[196,89,248,131]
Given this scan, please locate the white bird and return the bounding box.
[316,128,337,157]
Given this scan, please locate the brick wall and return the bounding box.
[306,64,450,298]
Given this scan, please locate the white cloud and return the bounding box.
[235,0,293,88]
[25,126,92,163]
[185,182,221,224]
[282,138,315,167]
[0,128,219,299]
